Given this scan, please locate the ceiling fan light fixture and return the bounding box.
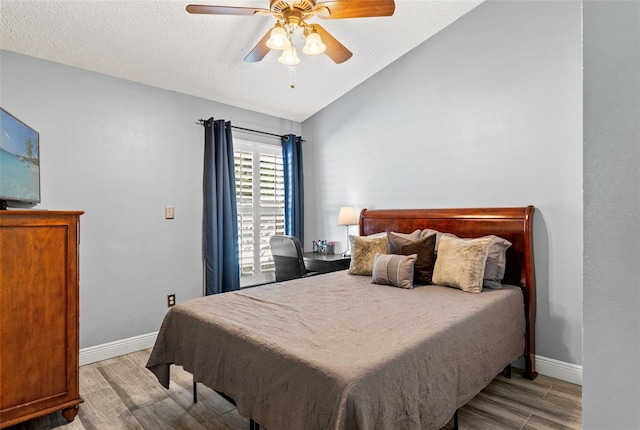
[278,45,301,66]
[266,23,291,50]
[186,0,395,67]
[302,31,326,56]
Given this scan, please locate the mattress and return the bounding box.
[146,270,525,430]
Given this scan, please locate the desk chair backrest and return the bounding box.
[269,235,307,282]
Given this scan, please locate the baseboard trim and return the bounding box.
[535,354,583,385]
[79,332,158,366]
[513,354,582,385]
[80,333,583,386]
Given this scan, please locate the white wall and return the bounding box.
[302,1,583,366]
[0,50,301,348]
[583,1,640,428]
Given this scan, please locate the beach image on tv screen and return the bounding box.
[0,109,40,202]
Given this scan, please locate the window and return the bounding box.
[234,139,285,286]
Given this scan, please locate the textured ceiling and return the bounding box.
[1,0,482,122]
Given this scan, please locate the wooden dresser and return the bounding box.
[0,210,84,428]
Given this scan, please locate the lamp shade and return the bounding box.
[266,23,291,50]
[337,206,357,226]
[303,31,326,56]
[278,45,301,66]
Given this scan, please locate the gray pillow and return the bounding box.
[388,229,422,240]
[480,235,512,289]
[372,253,417,289]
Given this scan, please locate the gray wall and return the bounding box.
[4,2,639,423]
[583,1,640,428]
[0,50,301,348]
[302,1,583,366]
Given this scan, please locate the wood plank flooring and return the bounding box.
[6,349,582,430]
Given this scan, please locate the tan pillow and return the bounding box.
[432,236,492,293]
[348,235,388,276]
[439,233,512,289]
[372,253,417,289]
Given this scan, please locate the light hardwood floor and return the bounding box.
[7,349,582,430]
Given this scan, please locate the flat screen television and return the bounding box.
[0,108,40,209]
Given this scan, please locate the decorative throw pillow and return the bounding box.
[367,232,388,238]
[421,228,442,247]
[421,228,441,240]
[432,236,492,293]
[348,235,388,276]
[480,235,512,289]
[371,253,417,289]
[387,229,422,240]
[387,232,436,285]
[438,233,512,289]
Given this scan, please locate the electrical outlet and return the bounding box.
[165,206,175,219]
[167,294,176,307]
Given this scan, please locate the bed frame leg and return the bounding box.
[524,352,539,380]
[504,364,512,379]
[193,380,198,404]
[249,419,260,430]
[453,409,459,430]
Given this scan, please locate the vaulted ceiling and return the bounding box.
[1,0,482,122]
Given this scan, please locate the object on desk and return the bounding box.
[313,240,336,254]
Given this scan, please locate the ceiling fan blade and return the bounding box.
[244,29,272,62]
[314,0,395,19]
[186,4,270,16]
[311,24,352,64]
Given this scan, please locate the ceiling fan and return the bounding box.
[186,1,396,66]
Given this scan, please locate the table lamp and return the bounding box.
[337,206,358,257]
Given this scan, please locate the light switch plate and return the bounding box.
[165,206,175,219]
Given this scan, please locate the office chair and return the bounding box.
[269,235,313,282]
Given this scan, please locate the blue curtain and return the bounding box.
[282,134,304,245]
[203,118,240,295]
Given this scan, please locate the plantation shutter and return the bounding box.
[234,140,285,284]
[235,150,255,277]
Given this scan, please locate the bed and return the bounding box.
[146,206,537,430]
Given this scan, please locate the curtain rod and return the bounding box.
[196,119,298,140]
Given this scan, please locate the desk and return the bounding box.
[303,252,351,274]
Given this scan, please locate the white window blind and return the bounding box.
[234,140,285,285]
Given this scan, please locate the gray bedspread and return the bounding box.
[146,271,525,430]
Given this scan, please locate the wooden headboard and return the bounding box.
[359,206,537,380]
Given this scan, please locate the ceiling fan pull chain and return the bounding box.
[290,69,296,89]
